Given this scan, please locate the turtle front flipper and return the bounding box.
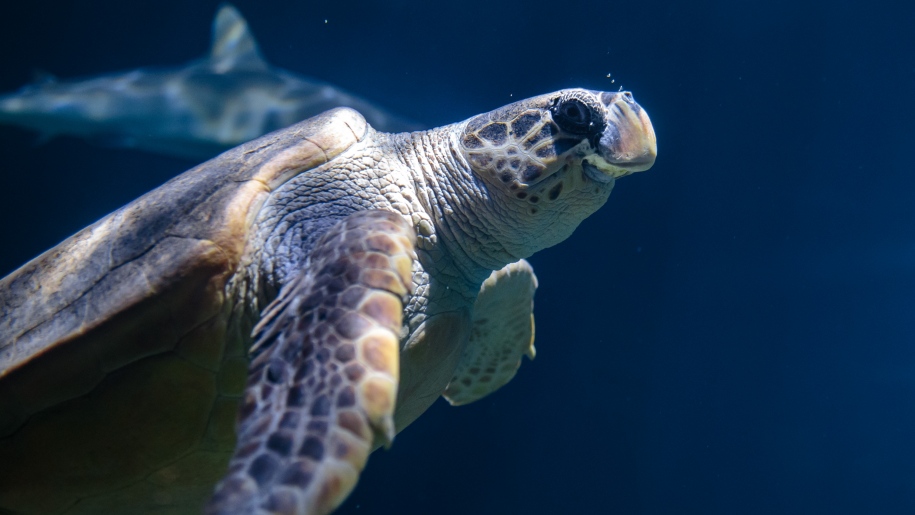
[207,210,415,515]
[443,259,538,405]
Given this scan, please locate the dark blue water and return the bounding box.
[1,1,913,513]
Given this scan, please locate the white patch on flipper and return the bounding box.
[443,259,537,405]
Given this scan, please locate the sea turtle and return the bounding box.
[0,88,656,514]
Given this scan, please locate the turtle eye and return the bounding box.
[551,98,592,134]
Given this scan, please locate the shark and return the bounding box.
[0,4,421,160]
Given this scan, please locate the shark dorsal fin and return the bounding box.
[209,4,267,73]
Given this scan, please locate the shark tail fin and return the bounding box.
[209,3,268,73]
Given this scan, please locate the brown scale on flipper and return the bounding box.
[207,210,415,515]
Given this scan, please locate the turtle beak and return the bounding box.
[584,91,657,178]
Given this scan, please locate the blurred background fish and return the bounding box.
[0,4,421,161]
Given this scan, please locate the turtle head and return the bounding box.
[456,88,656,255]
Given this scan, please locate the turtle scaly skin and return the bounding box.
[207,211,416,513]
[0,89,656,514]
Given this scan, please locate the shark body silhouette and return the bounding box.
[0,5,420,160]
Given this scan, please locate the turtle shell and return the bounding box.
[0,107,367,514]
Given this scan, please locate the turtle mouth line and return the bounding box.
[582,155,629,183]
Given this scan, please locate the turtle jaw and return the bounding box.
[582,155,623,184]
[585,91,657,180]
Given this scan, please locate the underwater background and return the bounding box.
[1,0,913,513]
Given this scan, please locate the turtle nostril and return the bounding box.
[622,91,634,103]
